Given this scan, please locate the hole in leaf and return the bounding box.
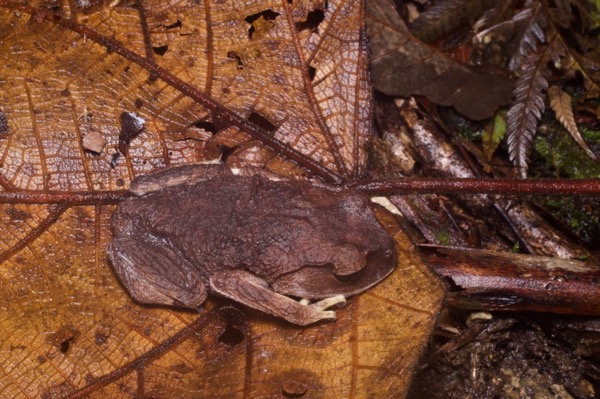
[308,65,316,81]
[244,9,280,24]
[218,323,245,346]
[193,120,217,134]
[164,20,182,29]
[47,325,79,354]
[152,45,168,56]
[134,98,144,109]
[220,146,238,163]
[295,9,325,32]
[244,9,280,39]
[227,50,245,69]
[59,338,72,353]
[248,112,277,132]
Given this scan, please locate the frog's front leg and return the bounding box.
[108,237,208,308]
[209,270,347,326]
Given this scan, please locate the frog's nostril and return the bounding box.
[334,268,365,283]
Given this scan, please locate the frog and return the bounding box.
[107,163,397,326]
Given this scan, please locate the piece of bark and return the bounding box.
[422,246,600,315]
[398,99,589,259]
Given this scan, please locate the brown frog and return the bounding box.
[107,163,397,326]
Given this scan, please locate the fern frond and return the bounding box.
[473,0,517,33]
[555,0,595,30]
[507,49,550,177]
[509,0,547,71]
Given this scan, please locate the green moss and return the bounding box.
[440,108,484,141]
[531,123,600,248]
[580,126,600,142]
[541,197,600,247]
[437,230,452,246]
[531,124,600,179]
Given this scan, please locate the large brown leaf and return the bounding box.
[0,1,443,397]
[0,0,373,186]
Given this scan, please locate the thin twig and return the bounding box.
[0,190,131,204]
[349,177,600,196]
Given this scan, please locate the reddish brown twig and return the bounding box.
[349,177,600,196]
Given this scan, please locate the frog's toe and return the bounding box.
[312,309,336,321]
[211,270,344,325]
[310,295,347,311]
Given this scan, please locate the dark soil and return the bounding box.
[408,312,600,399]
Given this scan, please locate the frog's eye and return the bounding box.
[337,248,395,284]
[333,267,365,283]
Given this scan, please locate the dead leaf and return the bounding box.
[366,0,513,121]
[548,85,596,159]
[0,1,443,397]
[409,0,498,43]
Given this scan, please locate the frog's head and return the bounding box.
[270,192,397,299]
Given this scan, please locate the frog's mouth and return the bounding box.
[270,247,397,299]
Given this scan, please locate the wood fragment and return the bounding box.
[421,246,600,315]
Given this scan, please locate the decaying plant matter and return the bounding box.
[0,1,598,398]
[373,0,600,177]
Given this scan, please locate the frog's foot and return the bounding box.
[300,295,346,309]
[210,270,347,326]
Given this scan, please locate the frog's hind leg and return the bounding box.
[108,237,208,308]
[209,270,346,326]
